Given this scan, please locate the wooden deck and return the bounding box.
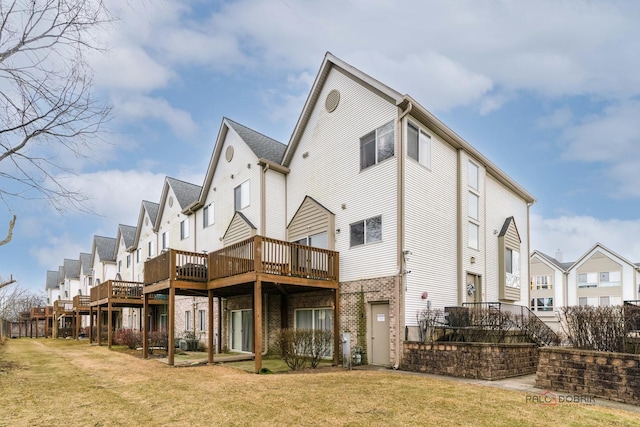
[140,235,340,370]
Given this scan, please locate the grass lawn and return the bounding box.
[1,338,639,426]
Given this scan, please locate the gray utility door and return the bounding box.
[370,303,390,366]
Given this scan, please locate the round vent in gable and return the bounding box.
[226,145,234,162]
[325,89,340,113]
[168,196,174,207]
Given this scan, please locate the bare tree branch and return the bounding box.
[0,0,112,216]
[0,214,15,245]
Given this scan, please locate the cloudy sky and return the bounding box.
[2,0,640,294]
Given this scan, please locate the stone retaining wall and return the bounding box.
[401,341,539,380]
[536,347,640,405]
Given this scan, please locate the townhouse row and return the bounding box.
[44,52,536,371]
[530,243,640,330]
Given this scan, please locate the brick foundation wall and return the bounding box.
[536,347,640,406]
[401,341,539,380]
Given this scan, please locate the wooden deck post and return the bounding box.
[333,287,340,366]
[107,301,113,348]
[89,307,94,344]
[97,306,102,346]
[168,287,175,366]
[143,293,149,359]
[208,290,214,364]
[217,297,222,357]
[53,312,58,339]
[254,279,263,374]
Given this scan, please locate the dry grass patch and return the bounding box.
[0,339,639,426]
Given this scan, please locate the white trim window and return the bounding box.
[203,203,214,228]
[162,231,169,250]
[199,310,206,331]
[468,192,479,221]
[234,180,250,211]
[136,248,141,263]
[126,254,131,268]
[530,275,552,290]
[295,307,333,357]
[407,122,431,168]
[578,273,597,288]
[148,240,155,258]
[468,222,479,250]
[180,218,190,240]
[185,310,192,331]
[350,215,382,247]
[599,271,621,287]
[360,121,394,170]
[505,248,520,288]
[531,297,554,312]
[468,161,479,190]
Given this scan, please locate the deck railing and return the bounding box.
[144,249,208,285]
[208,235,339,281]
[53,300,74,313]
[90,280,145,302]
[30,307,51,317]
[73,295,91,308]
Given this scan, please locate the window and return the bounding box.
[136,248,141,263]
[295,308,333,357]
[468,192,479,221]
[126,254,131,268]
[199,310,206,331]
[180,218,190,240]
[600,296,610,307]
[234,180,250,211]
[530,275,552,290]
[505,248,520,288]
[350,216,382,247]
[468,161,479,190]
[531,298,553,312]
[579,297,588,306]
[407,122,431,168]
[148,241,155,258]
[599,271,621,287]
[118,260,121,273]
[203,204,214,228]
[468,222,479,250]
[162,231,169,250]
[185,311,192,331]
[360,121,394,170]
[578,273,597,288]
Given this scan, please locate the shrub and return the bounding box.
[113,329,142,349]
[148,330,168,350]
[275,328,333,370]
[559,305,638,353]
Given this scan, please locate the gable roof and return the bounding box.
[226,118,287,164]
[282,52,535,204]
[498,216,521,242]
[155,177,202,230]
[46,270,59,290]
[570,242,639,271]
[287,195,334,229]
[532,250,572,271]
[93,235,116,264]
[133,200,160,248]
[57,266,64,285]
[63,259,80,280]
[194,117,288,210]
[79,252,92,274]
[115,224,137,253]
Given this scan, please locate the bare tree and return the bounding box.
[0,280,45,322]
[0,0,112,245]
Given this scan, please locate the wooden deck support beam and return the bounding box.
[143,293,149,359]
[107,301,113,348]
[333,287,340,366]
[97,306,102,346]
[254,279,263,374]
[208,290,214,364]
[168,287,175,366]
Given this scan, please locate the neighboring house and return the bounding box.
[281,52,535,367]
[79,252,92,297]
[90,236,117,286]
[45,270,60,305]
[132,200,160,283]
[114,224,139,329]
[63,258,81,298]
[530,243,640,330]
[154,176,208,343]
[529,250,572,330]
[567,243,640,307]
[187,117,288,353]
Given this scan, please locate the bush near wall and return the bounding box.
[401,341,539,380]
[536,347,640,406]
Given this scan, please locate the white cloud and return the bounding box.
[114,95,198,137]
[30,233,86,271]
[537,107,574,130]
[531,213,640,263]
